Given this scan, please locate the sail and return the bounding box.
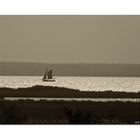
[42,69,55,82]
[48,70,53,79]
[43,71,48,80]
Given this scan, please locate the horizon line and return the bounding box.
[0,61,140,65]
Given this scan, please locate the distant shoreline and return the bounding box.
[0,62,140,77]
[0,75,140,77]
[0,85,139,99]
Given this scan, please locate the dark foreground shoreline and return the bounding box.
[0,100,139,124]
[0,85,140,98]
[0,86,139,124]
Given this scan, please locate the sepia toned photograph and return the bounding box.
[0,15,139,124]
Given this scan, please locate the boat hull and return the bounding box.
[42,79,56,82]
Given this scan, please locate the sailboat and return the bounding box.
[42,69,56,82]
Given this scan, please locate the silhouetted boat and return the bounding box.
[42,69,56,82]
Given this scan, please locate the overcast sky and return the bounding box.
[0,16,140,64]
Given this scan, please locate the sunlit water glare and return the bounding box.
[0,76,140,92]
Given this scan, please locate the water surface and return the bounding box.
[0,76,140,92]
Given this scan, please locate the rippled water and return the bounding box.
[0,76,140,92]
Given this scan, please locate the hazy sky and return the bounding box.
[0,16,140,64]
